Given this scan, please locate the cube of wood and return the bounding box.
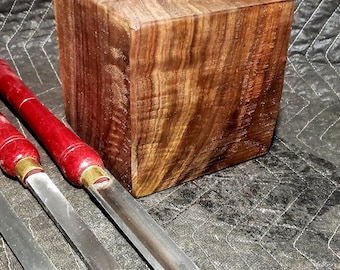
[54,0,294,197]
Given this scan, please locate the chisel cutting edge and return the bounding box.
[0,59,199,269]
[0,112,120,270]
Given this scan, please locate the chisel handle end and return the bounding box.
[80,165,111,188]
[0,113,43,185]
[15,157,43,185]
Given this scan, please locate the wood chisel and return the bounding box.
[0,59,199,269]
[0,112,119,270]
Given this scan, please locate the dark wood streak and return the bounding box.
[55,0,294,197]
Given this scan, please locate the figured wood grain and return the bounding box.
[54,0,294,197]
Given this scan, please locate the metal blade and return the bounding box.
[0,190,56,270]
[87,178,199,270]
[26,172,119,270]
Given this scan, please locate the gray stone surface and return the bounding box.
[277,0,340,168]
[0,0,339,269]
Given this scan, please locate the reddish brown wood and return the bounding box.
[54,0,294,197]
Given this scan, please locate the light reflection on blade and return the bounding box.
[27,172,119,270]
[87,178,199,270]
[0,190,57,270]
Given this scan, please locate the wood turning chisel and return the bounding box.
[0,59,199,270]
[0,112,119,270]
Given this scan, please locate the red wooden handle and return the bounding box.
[0,113,40,177]
[0,59,105,186]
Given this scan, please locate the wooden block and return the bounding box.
[54,0,294,197]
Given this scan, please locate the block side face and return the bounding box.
[130,2,294,197]
[55,0,133,190]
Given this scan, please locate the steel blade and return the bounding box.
[0,190,56,270]
[87,179,199,270]
[26,172,119,270]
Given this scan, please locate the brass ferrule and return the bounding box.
[81,165,110,188]
[15,157,43,186]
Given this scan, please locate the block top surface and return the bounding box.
[96,0,293,28]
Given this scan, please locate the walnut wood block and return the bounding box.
[54,0,294,197]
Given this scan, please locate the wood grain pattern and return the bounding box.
[54,0,294,197]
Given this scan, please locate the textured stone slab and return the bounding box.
[0,0,339,269]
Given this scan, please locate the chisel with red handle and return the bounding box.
[0,59,199,270]
[0,112,119,270]
[0,136,56,270]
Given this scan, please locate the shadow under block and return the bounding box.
[54,0,294,197]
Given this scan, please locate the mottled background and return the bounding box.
[0,0,339,269]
